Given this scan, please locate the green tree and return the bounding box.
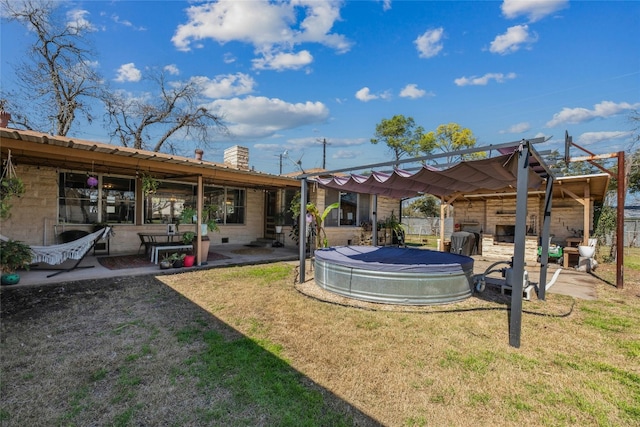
[404,195,439,217]
[1,0,103,136]
[424,123,481,164]
[371,115,431,164]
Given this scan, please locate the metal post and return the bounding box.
[616,151,625,289]
[299,179,308,283]
[538,176,554,300]
[510,143,530,348]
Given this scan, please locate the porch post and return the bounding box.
[439,201,445,251]
[510,143,530,348]
[372,194,378,246]
[299,178,308,283]
[538,175,554,301]
[196,175,203,265]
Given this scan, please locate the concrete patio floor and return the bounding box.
[4,246,601,301]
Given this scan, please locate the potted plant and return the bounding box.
[172,253,186,268]
[274,209,286,233]
[306,202,340,249]
[140,172,159,195]
[0,239,33,285]
[181,231,196,267]
[0,175,25,220]
[159,253,175,270]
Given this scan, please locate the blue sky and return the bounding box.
[1,0,639,176]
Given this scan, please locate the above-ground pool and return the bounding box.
[314,246,474,305]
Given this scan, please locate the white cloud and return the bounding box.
[252,50,313,71]
[415,27,444,58]
[500,122,531,134]
[332,149,358,160]
[223,53,236,64]
[501,0,568,22]
[355,87,377,102]
[381,0,392,12]
[205,96,329,139]
[354,87,391,102]
[190,73,256,99]
[399,83,430,99]
[172,0,351,71]
[67,9,97,33]
[489,25,537,55]
[284,137,365,148]
[114,63,142,82]
[111,14,145,31]
[546,101,640,127]
[164,64,180,75]
[454,72,516,86]
[577,131,633,145]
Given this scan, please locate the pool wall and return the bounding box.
[314,246,474,305]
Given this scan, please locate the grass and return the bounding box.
[1,258,639,426]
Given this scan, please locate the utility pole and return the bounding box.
[322,138,327,169]
[317,138,330,169]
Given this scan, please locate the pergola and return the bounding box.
[297,137,554,348]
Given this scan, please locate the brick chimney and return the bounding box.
[0,108,10,128]
[224,145,249,170]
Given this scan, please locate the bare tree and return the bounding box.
[1,0,103,136]
[103,70,227,152]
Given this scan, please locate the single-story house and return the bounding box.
[0,127,301,263]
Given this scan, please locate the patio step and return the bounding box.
[249,238,275,248]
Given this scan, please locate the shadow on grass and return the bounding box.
[0,275,382,426]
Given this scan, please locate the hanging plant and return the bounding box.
[141,172,159,195]
[87,176,98,188]
[0,150,25,220]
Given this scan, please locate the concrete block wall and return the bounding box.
[0,165,58,245]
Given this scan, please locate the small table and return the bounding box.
[151,244,192,264]
[563,247,580,268]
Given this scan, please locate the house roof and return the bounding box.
[0,128,299,189]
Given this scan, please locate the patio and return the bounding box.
[5,244,601,302]
[11,244,301,287]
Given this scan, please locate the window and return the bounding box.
[223,188,245,224]
[323,189,370,227]
[102,176,135,224]
[144,181,193,224]
[203,186,246,225]
[59,173,135,224]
